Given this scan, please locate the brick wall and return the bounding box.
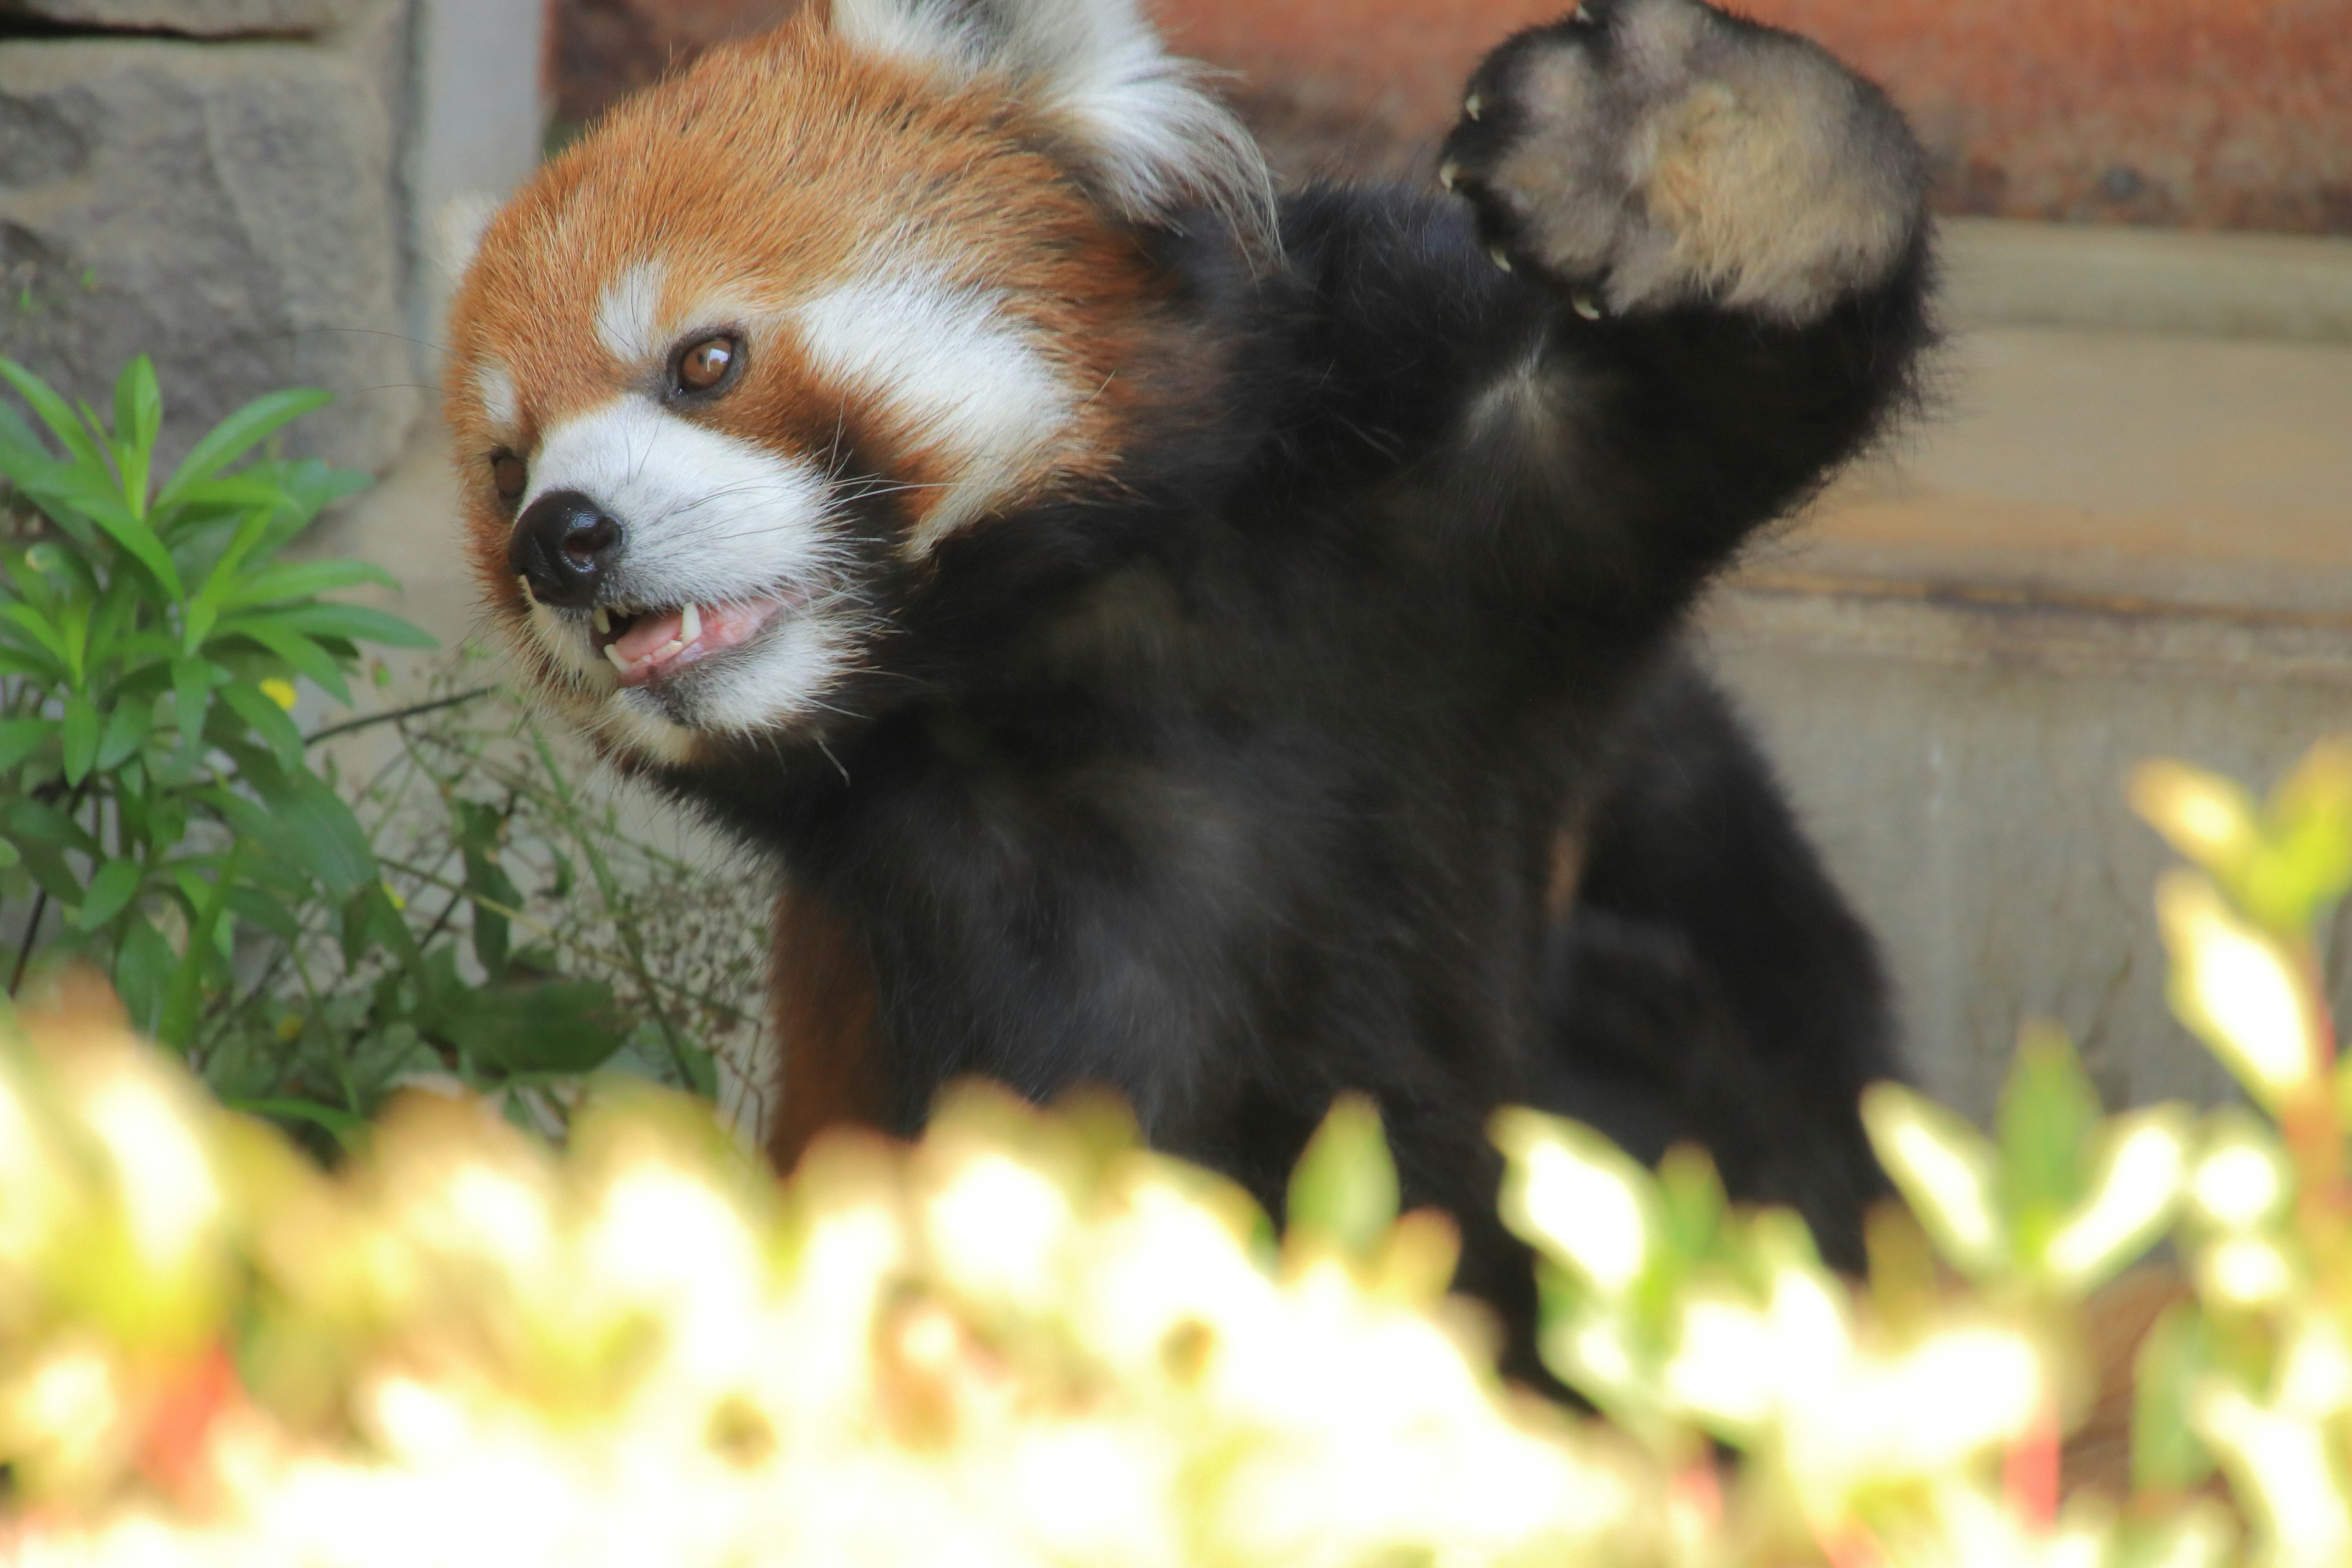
[551,0,2352,235]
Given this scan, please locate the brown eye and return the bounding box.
[676,335,737,394]
[491,452,527,501]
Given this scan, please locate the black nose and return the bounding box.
[510,490,625,609]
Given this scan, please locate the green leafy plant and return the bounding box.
[0,354,432,1045]
[1,355,767,1144]
[217,663,766,1144]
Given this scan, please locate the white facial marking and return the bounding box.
[523,397,837,605]
[513,396,863,740]
[793,271,1072,552]
[597,258,669,365]
[595,700,701,767]
[472,360,519,429]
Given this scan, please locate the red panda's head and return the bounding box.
[443,0,1269,768]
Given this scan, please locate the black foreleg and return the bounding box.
[1539,656,1896,1267]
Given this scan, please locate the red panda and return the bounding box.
[443,0,1931,1361]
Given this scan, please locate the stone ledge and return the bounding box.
[1941,217,2352,344]
[1740,323,2352,623]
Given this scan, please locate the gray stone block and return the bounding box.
[0,0,418,479]
[0,0,360,39]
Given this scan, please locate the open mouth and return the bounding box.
[591,592,797,687]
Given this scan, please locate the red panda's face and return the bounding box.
[442,0,1267,768]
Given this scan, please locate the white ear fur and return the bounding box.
[827,0,1276,247]
[434,192,503,285]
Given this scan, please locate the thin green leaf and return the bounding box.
[0,356,107,468]
[93,698,153,772]
[0,436,75,504]
[170,655,217,760]
[160,843,241,1049]
[53,595,90,685]
[0,647,61,682]
[433,978,634,1076]
[75,858,143,931]
[221,559,399,610]
[0,716,54,772]
[245,458,370,532]
[0,602,71,667]
[249,767,376,900]
[62,480,184,599]
[677,1041,720,1099]
[0,396,46,460]
[195,785,276,851]
[1860,1084,2010,1280]
[113,914,173,1036]
[155,388,332,511]
[60,691,99,786]
[4,834,80,901]
[2,796,99,859]
[2133,1302,2219,1493]
[219,680,305,771]
[266,601,439,651]
[223,884,302,945]
[111,355,162,515]
[1287,1094,1401,1259]
[1997,1022,2104,1223]
[213,616,353,703]
[182,512,270,655]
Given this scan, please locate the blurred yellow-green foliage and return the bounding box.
[5,742,2352,1567]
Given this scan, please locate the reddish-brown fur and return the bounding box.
[443,12,1175,761]
[763,888,889,1170]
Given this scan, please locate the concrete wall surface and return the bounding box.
[1702,272,2352,1120]
[0,0,543,475]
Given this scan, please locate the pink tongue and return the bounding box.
[612,609,685,664]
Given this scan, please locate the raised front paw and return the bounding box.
[1439,0,1924,323]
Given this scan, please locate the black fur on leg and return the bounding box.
[1537,655,1898,1272]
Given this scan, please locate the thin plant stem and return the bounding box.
[304,686,496,748]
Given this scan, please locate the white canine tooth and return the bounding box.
[680,603,701,646]
[1572,292,1604,321]
[593,606,611,634]
[1464,91,1483,121]
[605,644,635,674]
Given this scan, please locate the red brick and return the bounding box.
[544,0,2352,233]
[1158,0,2352,233]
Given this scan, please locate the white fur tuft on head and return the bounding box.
[827,0,1276,249]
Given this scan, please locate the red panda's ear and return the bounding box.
[827,0,1275,246]
[434,192,502,287]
